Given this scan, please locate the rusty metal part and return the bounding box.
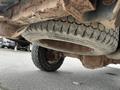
[63,52,120,69]
[2,0,68,25]
[36,39,96,56]
[0,21,20,37]
[0,0,95,25]
[61,0,95,21]
[64,53,80,58]
[80,56,110,69]
[0,0,119,38]
[11,25,29,38]
[111,59,120,64]
[83,0,118,29]
[46,50,64,64]
[5,0,119,29]
[80,55,120,69]
[103,0,116,5]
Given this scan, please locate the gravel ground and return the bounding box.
[0,49,120,90]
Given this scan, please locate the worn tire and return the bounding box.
[22,16,119,55]
[32,45,64,72]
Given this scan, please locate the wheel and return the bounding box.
[32,45,64,72]
[22,16,119,55]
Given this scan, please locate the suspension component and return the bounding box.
[80,55,120,69]
[103,0,116,5]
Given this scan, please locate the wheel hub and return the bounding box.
[46,49,63,64]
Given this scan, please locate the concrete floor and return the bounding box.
[0,49,120,90]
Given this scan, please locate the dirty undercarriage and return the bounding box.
[0,0,120,69]
[0,0,119,36]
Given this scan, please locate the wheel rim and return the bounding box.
[45,49,63,64]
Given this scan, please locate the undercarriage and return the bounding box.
[0,0,120,70]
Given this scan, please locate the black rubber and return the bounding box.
[32,45,64,72]
[22,16,119,55]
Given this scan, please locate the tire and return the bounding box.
[22,16,119,55]
[32,45,64,72]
